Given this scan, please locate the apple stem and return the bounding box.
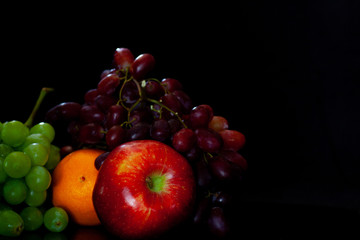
[24,87,54,128]
[146,174,167,193]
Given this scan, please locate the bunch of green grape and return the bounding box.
[0,120,68,237]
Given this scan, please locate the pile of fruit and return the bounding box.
[0,48,248,239]
[46,48,248,238]
[0,88,68,237]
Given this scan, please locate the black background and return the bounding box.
[1,1,360,239]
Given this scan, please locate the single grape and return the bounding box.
[208,207,230,238]
[25,189,47,207]
[17,133,51,152]
[95,151,110,170]
[161,78,183,92]
[172,128,196,153]
[126,123,150,141]
[195,129,223,153]
[189,105,213,129]
[0,143,13,158]
[195,160,213,188]
[4,152,32,178]
[97,73,120,96]
[150,119,171,142]
[46,102,81,123]
[113,47,134,70]
[106,125,126,150]
[79,105,105,124]
[78,123,104,145]
[30,122,55,143]
[160,93,182,115]
[43,207,69,232]
[44,145,60,170]
[23,143,49,166]
[122,80,140,107]
[130,53,155,80]
[0,157,8,183]
[193,197,210,225]
[105,105,127,129]
[220,150,248,176]
[208,116,229,133]
[3,179,28,205]
[145,80,165,99]
[172,90,193,114]
[94,94,117,112]
[84,88,99,105]
[219,130,246,151]
[25,166,52,192]
[208,156,233,181]
[1,121,29,147]
[20,207,43,231]
[0,209,24,237]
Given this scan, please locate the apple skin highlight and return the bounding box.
[93,140,196,239]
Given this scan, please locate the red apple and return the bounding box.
[92,140,196,239]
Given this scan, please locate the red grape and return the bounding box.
[208,116,229,132]
[145,80,165,99]
[190,105,213,129]
[84,89,99,104]
[208,207,229,238]
[97,73,120,96]
[161,78,182,92]
[106,125,126,150]
[130,53,155,80]
[95,151,110,170]
[172,128,196,153]
[79,105,105,124]
[150,119,171,142]
[219,129,246,151]
[113,48,134,70]
[195,129,223,153]
[104,105,127,129]
[78,123,104,144]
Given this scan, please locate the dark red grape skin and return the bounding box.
[84,89,99,105]
[172,128,196,153]
[97,73,121,96]
[219,130,246,152]
[208,207,230,238]
[208,116,229,133]
[78,123,104,145]
[195,129,223,153]
[95,151,110,170]
[130,53,155,80]
[106,125,126,150]
[160,93,183,115]
[190,105,213,129]
[221,150,248,172]
[173,90,193,114]
[126,123,150,141]
[208,155,233,181]
[105,105,127,129]
[161,78,183,92]
[79,105,105,124]
[94,95,117,112]
[113,48,134,70]
[150,119,171,142]
[193,197,210,225]
[145,81,164,99]
[195,160,213,188]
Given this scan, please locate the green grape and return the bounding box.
[0,157,8,183]
[3,179,28,205]
[0,143,13,158]
[3,151,32,178]
[45,145,61,170]
[24,143,49,166]
[16,133,51,152]
[20,207,43,231]
[0,209,24,237]
[1,120,29,147]
[25,189,47,207]
[0,122,3,140]
[30,122,55,143]
[43,207,68,233]
[25,166,51,192]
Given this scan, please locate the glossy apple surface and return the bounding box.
[93,140,196,239]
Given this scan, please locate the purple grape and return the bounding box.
[193,197,210,225]
[160,93,182,116]
[106,125,126,150]
[145,81,164,99]
[95,152,110,170]
[211,191,232,208]
[126,123,150,141]
[105,105,127,129]
[172,128,196,153]
[46,102,81,123]
[94,94,117,112]
[161,78,182,92]
[78,123,104,144]
[79,105,105,124]
[195,160,213,188]
[208,207,230,238]
[195,129,223,153]
[150,119,171,142]
[97,73,120,96]
[189,105,213,129]
[122,80,140,107]
[130,53,155,80]
[208,155,233,181]
[173,90,193,114]
[84,89,99,105]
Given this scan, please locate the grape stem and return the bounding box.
[24,87,54,128]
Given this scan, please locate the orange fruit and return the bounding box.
[52,149,104,226]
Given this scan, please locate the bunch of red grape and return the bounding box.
[46,48,247,238]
